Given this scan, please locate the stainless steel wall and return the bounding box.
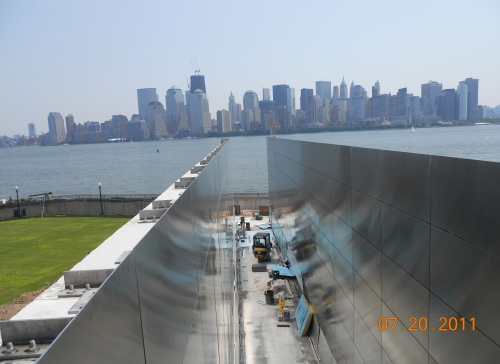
[38,141,236,364]
[267,137,500,364]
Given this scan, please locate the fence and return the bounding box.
[0,196,158,220]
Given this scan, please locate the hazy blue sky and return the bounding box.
[1,0,499,136]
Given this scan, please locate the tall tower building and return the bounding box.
[439,89,457,121]
[315,81,332,100]
[228,92,238,122]
[349,81,355,98]
[421,81,442,116]
[286,88,296,116]
[372,81,381,97]
[145,101,168,138]
[165,86,187,134]
[397,88,408,116]
[463,78,479,119]
[263,88,270,101]
[47,112,66,144]
[216,110,231,133]
[137,88,159,119]
[190,75,206,94]
[331,86,339,108]
[340,77,348,99]
[457,82,468,121]
[189,90,212,134]
[28,123,36,138]
[243,91,259,110]
[300,88,313,111]
[272,84,289,109]
[65,114,75,141]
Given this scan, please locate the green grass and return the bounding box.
[0,216,129,305]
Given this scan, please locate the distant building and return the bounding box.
[145,102,168,138]
[126,119,150,140]
[216,109,231,133]
[111,115,128,139]
[286,88,296,116]
[189,90,212,134]
[331,86,339,108]
[305,96,316,124]
[228,92,238,122]
[243,90,259,111]
[397,88,408,117]
[300,88,313,111]
[166,86,187,135]
[190,75,206,94]
[272,84,289,109]
[372,80,381,97]
[262,88,270,101]
[389,95,398,118]
[137,88,159,119]
[409,96,423,121]
[470,105,483,119]
[349,96,365,122]
[457,82,468,120]
[47,112,66,144]
[315,81,332,101]
[372,94,390,121]
[421,81,442,116]
[439,89,457,121]
[340,77,348,99]
[28,123,36,138]
[463,78,479,120]
[65,114,75,141]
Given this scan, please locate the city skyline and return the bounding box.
[1,0,499,136]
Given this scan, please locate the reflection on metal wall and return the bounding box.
[267,137,500,364]
[38,141,236,364]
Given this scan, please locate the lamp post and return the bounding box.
[98,182,104,215]
[15,186,21,218]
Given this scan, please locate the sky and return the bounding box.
[1,0,499,137]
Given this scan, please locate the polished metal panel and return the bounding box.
[334,310,354,364]
[335,277,354,340]
[381,349,393,364]
[317,142,334,179]
[431,155,500,256]
[38,252,146,364]
[351,147,381,198]
[353,271,381,344]
[352,190,381,249]
[381,303,428,364]
[380,150,430,222]
[381,203,430,288]
[428,293,500,364]
[310,316,320,351]
[430,226,500,345]
[330,144,352,186]
[381,255,428,350]
[332,214,353,265]
[353,309,381,364]
[352,231,381,297]
[331,179,352,226]
[318,327,334,364]
[334,247,353,304]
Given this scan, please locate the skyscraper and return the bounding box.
[372,81,380,97]
[189,90,212,134]
[228,92,238,122]
[272,84,289,109]
[421,81,442,116]
[397,88,408,116]
[243,90,259,110]
[137,88,159,119]
[216,110,231,133]
[47,112,66,144]
[349,81,355,98]
[166,86,187,134]
[263,88,270,101]
[65,114,75,141]
[28,123,36,138]
[439,89,457,121]
[339,77,348,99]
[315,81,332,100]
[372,95,390,120]
[463,78,479,119]
[190,75,206,94]
[145,101,168,138]
[300,88,313,111]
[457,82,468,121]
[286,88,296,116]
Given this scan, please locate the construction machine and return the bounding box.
[252,232,272,262]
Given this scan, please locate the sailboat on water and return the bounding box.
[411,126,415,133]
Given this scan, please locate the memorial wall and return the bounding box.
[267,137,500,364]
[38,141,236,364]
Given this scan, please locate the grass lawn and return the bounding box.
[0,216,128,305]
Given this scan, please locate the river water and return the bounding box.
[2,125,500,199]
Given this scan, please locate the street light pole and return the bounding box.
[98,182,104,215]
[15,186,21,218]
